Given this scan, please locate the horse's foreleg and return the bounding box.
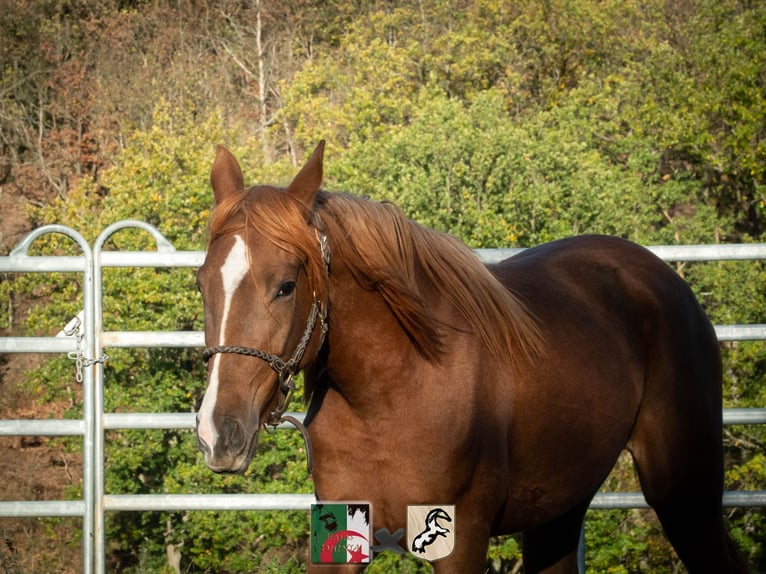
[430,542,490,574]
[520,497,591,574]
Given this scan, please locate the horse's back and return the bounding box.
[495,234,721,427]
[496,235,718,371]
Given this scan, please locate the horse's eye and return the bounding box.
[276,281,296,298]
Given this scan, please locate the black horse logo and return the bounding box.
[318,512,338,532]
[411,507,452,554]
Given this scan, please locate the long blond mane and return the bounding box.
[316,192,542,366]
[208,187,541,368]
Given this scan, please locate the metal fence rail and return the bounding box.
[1,221,765,574]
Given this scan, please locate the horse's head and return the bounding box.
[195,142,329,474]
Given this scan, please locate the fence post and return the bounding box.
[7,225,97,574]
[92,221,179,574]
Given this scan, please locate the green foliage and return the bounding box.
[332,86,727,249]
[583,509,673,573]
[364,552,433,573]
[486,535,522,573]
[105,424,312,573]
[0,277,12,330]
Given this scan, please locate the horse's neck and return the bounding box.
[306,262,494,500]
[319,267,419,416]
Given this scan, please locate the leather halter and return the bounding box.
[201,222,330,473]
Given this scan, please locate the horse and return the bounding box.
[194,141,747,573]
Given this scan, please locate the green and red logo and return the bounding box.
[310,503,371,564]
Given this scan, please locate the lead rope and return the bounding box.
[277,414,314,475]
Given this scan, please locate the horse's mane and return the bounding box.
[207,187,541,368]
[315,192,542,366]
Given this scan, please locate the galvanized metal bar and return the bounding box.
[96,220,177,254]
[100,251,205,268]
[721,491,766,507]
[590,490,766,509]
[0,419,85,435]
[0,336,79,353]
[646,243,766,262]
[590,492,648,509]
[475,243,766,264]
[715,325,766,341]
[723,409,766,425]
[0,500,85,518]
[102,411,304,430]
[474,248,524,263]
[100,331,204,348]
[76,232,97,574]
[0,256,86,273]
[103,493,316,512]
[103,413,196,430]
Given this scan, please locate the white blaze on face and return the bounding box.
[197,235,249,450]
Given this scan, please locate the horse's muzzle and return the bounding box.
[195,413,259,474]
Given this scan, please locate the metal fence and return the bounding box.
[1,221,765,573]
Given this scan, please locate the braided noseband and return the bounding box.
[201,297,327,423]
[201,222,330,472]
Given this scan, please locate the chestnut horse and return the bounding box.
[194,141,746,573]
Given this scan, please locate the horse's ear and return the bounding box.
[210,145,245,204]
[286,140,325,210]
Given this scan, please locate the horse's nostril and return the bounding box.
[220,416,246,453]
[197,434,212,456]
